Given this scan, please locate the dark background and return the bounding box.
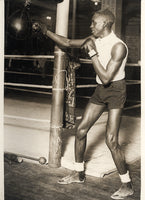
[5,0,140,62]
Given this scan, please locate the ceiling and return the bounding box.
[5,0,100,20]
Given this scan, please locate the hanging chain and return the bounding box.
[24,0,31,8]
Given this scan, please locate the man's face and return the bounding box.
[90,14,106,38]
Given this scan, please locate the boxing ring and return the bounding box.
[4,54,141,112]
[4,54,141,177]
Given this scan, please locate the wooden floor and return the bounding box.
[4,159,141,200]
[4,90,141,200]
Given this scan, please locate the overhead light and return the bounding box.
[90,0,101,6]
[46,16,52,20]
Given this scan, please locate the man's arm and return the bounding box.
[45,30,87,48]
[32,23,89,48]
[81,38,127,85]
[91,42,127,85]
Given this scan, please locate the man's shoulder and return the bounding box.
[113,33,126,45]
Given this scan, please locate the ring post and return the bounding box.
[48,0,70,167]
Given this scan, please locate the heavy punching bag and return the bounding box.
[7,2,31,40]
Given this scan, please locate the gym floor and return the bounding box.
[4,90,141,200]
[4,159,140,200]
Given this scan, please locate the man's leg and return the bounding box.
[58,102,105,184]
[105,108,134,199]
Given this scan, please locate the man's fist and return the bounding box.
[32,22,47,35]
[81,38,96,54]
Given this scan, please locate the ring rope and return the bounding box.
[4,55,140,110]
[5,86,141,107]
[5,86,52,95]
[4,82,52,89]
[4,104,140,125]
[5,55,54,59]
[79,58,140,66]
[76,81,140,88]
[127,100,140,103]
[4,71,141,85]
[4,71,141,86]
[4,55,140,67]
[4,70,96,81]
[126,80,141,85]
[5,71,53,77]
[124,104,141,110]
[4,114,50,123]
[4,80,140,90]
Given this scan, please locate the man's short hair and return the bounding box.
[95,9,115,29]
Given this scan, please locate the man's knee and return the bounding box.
[105,133,118,151]
[76,126,88,140]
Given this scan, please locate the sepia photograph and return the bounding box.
[0,0,143,199]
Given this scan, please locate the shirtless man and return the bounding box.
[33,9,134,199]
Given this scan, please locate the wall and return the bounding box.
[122,0,141,63]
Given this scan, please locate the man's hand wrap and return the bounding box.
[81,38,98,58]
[32,22,47,36]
